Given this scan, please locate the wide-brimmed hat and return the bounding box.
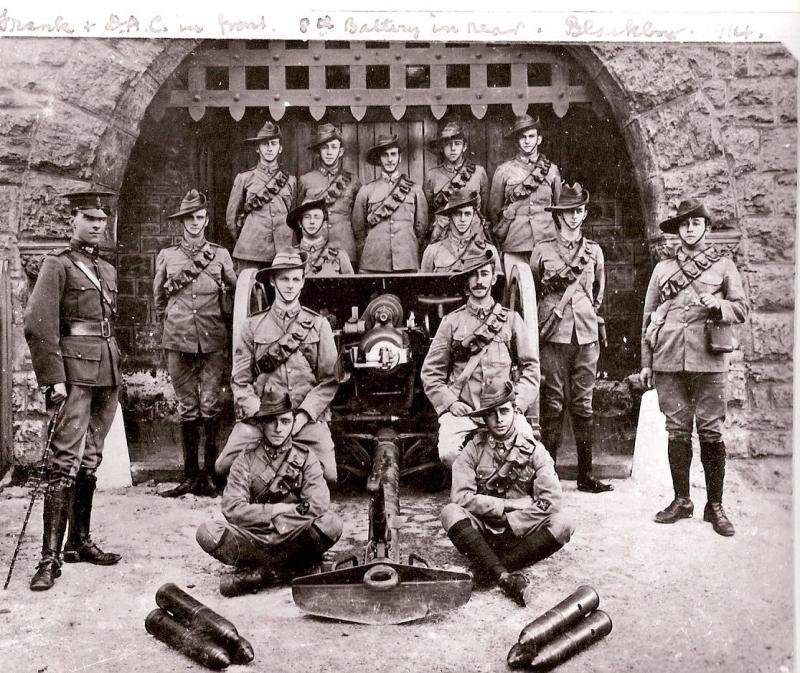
[307,123,344,150]
[63,190,115,218]
[468,381,517,418]
[243,121,281,144]
[659,198,712,234]
[167,189,208,220]
[504,114,542,140]
[287,197,327,235]
[247,391,293,422]
[436,189,480,217]
[255,250,309,284]
[427,121,467,151]
[452,248,496,277]
[366,133,401,166]
[545,182,590,213]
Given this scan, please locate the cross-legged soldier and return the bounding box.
[530,182,612,493]
[286,197,354,276]
[154,189,237,497]
[197,392,343,597]
[296,123,361,266]
[24,190,122,591]
[440,382,573,606]
[640,198,748,536]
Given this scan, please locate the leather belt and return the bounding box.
[61,320,113,337]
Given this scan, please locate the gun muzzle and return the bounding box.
[155,583,254,665]
[508,585,599,667]
[145,608,232,670]
[526,609,612,671]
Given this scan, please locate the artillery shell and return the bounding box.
[145,608,231,670]
[508,585,600,667]
[526,610,613,671]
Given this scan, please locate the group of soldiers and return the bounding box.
[22,113,748,607]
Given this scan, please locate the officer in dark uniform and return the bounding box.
[154,189,237,497]
[24,190,122,591]
[196,391,343,597]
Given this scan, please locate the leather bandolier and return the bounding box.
[502,154,552,212]
[320,170,353,208]
[241,170,290,216]
[366,175,415,228]
[450,303,511,363]
[162,243,217,298]
[251,443,310,507]
[306,246,342,275]
[657,246,722,302]
[539,238,594,297]
[254,309,316,376]
[431,162,478,211]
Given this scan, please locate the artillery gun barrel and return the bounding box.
[366,428,401,563]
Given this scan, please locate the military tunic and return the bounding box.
[488,154,561,255]
[300,240,354,277]
[226,161,297,263]
[24,240,121,478]
[297,165,361,263]
[424,161,489,240]
[440,428,573,544]
[196,437,342,566]
[420,233,499,273]
[352,172,429,272]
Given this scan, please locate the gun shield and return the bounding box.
[145,608,232,670]
[508,585,600,667]
[155,583,254,664]
[526,609,613,671]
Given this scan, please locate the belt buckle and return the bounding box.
[100,320,111,338]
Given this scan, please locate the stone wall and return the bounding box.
[0,38,794,469]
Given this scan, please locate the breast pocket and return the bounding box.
[60,337,102,384]
[697,271,724,294]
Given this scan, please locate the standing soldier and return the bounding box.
[226,121,296,270]
[423,121,489,244]
[215,250,339,484]
[640,198,748,536]
[421,251,539,467]
[531,182,612,493]
[24,190,122,591]
[440,382,573,606]
[286,197,354,276]
[196,392,343,597]
[488,114,561,274]
[352,133,429,272]
[296,123,361,266]
[421,189,500,273]
[154,189,238,498]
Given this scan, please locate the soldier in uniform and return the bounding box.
[440,382,573,606]
[196,391,343,597]
[423,121,489,244]
[640,198,748,536]
[296,123,361,266]
[421,189,500,273]
[488,114,561,274]
[421,250,539,467]
[153,189,238,497]
[215,250,339,483]
[24,190,122,591]
[352,133,429,272]
[286,196,354,276]
[530,182,612,493]
[225,121,297,270]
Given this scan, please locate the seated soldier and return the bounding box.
[440,382,573,606]
[286,196,354,276]
[421,188,500,272]
[196,392,343,597]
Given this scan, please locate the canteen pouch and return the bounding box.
[705,320,735,354]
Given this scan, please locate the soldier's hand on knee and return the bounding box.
[48,383,67,404]
[449,401,474,417]
[640,367,653,389]
[292,410,311,435]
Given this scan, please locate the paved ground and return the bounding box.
[0,451,792,673]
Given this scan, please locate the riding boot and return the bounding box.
[447,519,507,581]
[161,420,200,498]
[501,528,564,572]
[539,414,563,467]
[573,415,613,493]
[203,418,226,492]
[63,469,121,565]
[30,478,71,591]
[654,438,694,524]
[700,440,734,536]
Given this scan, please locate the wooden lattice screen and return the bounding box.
[150,41,592,122]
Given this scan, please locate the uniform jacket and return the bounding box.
[297,165,361,262]
[24,240,121,387]
[153,241,237,353]
[223,437,329,538]
[488,154,561,254]
[452,427,562,535]
[531,235,605,345]
[226,162,297,262]
[352,173,429,271]
[420,234,500,273]
[300,240,354,276]
[420,300,539,415]
[231,303,338,422]
[424,161,489,236]
[641,244,748,372]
